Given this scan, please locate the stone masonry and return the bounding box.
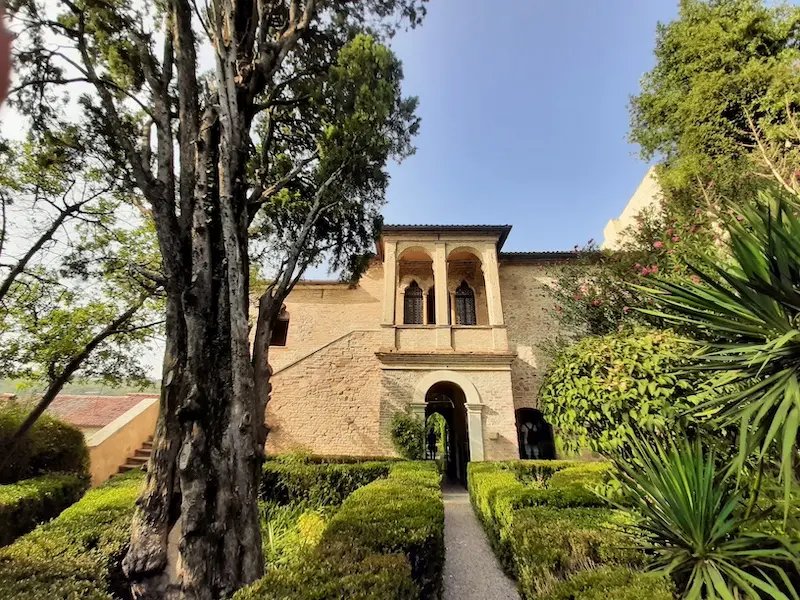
[264,225,576,462]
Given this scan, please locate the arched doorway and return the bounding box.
[516,408,556,460]
[425,382,470,484]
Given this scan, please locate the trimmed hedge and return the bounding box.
[468,460,673,599]
[0,470,143,599]
[237,461,444,600]
[0,406,89,483]
[539,566,675,600]
[0,474,88,546]
[261,460,391,506]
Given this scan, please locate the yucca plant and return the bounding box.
[613,435,800,600]
[634,189,800,514]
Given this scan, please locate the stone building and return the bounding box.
[266,224,575,481]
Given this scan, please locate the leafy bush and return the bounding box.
[468,460,645,599]
[539,566,675,600]
[389,411,424,460]
[260,460,391,506]
[0,405,89,483]
[238,461,444,600]
[539,329,701,455]
[0,470,143,599]
[0,474,88,546]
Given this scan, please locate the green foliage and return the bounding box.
[468,461,639,600]
[0,470,143,599]
[512,507,641,597]
[539,329,702,455]
[636,190,800,510]
[236,461,443,600]
[0,473,87,546]
[0,405,89,483]
[260,459,391,506]
[539,567,675,600]
[630,0,800,208]
[389,410,425,460]
[233,546,417,600]
[613,435,800,600]
[259,502,329,568]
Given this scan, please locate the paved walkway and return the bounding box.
[442,484,519,600]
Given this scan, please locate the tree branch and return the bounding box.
[0,295,150,473]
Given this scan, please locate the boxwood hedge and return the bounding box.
[0,406,89,483]
[468,460,675,600]
[237,461,444,600]
[0,470,143,599]
[0,474,88,546]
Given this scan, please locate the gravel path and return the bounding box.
[442,484,520,600]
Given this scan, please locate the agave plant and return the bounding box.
[613,435,800,600]
[634,190,800,512]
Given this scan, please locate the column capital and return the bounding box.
[465,403,485,414]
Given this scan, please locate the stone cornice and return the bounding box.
[375,350,515,370]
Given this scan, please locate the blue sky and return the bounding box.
[381,0,679,252]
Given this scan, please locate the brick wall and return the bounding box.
[499,262,564,411]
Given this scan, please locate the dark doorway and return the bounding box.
[425,382,470,484]
[516,408,556,460]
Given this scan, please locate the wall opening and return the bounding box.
[425,381,469,484]
[515,408,556,460]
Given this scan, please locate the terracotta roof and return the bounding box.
[46,394,158,429]
[499,251,581,261]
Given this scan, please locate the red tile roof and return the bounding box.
[46,394,158,429]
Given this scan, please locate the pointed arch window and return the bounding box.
[455,281,476,325]
[403,281,423,324]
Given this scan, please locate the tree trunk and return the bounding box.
[125,110,266,599]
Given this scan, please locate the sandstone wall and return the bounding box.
[267,262,384,372]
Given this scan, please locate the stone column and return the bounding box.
[465,403,485,462]
[481,246,508,351]
[481,246,504,326]
[382,241,397,325]
[410,402,427,421]
[433,242,452,349]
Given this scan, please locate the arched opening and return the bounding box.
[397,247,434,325]
[425,381,470,484]
[447,248,488,326]
[515,408,556,460]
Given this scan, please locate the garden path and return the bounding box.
[442,484,520,600]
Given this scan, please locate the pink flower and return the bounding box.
[653,241,664,249]
[592,299,602,306]
[736,215,743,222]
[794,211,799,217]
[696,208,702,214]
[635,263,642,269]
[650,265,659,274]
[667,250,674,254]
[555,305,563,312]
[691,225,698,232]
[666,228,674,235]
[691,275,701,284]
[707,165,713,169]
[672,235,680,242]
[573,294,583,301]
[623,306,630,313]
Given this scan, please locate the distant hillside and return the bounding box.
[0,379,160,399]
